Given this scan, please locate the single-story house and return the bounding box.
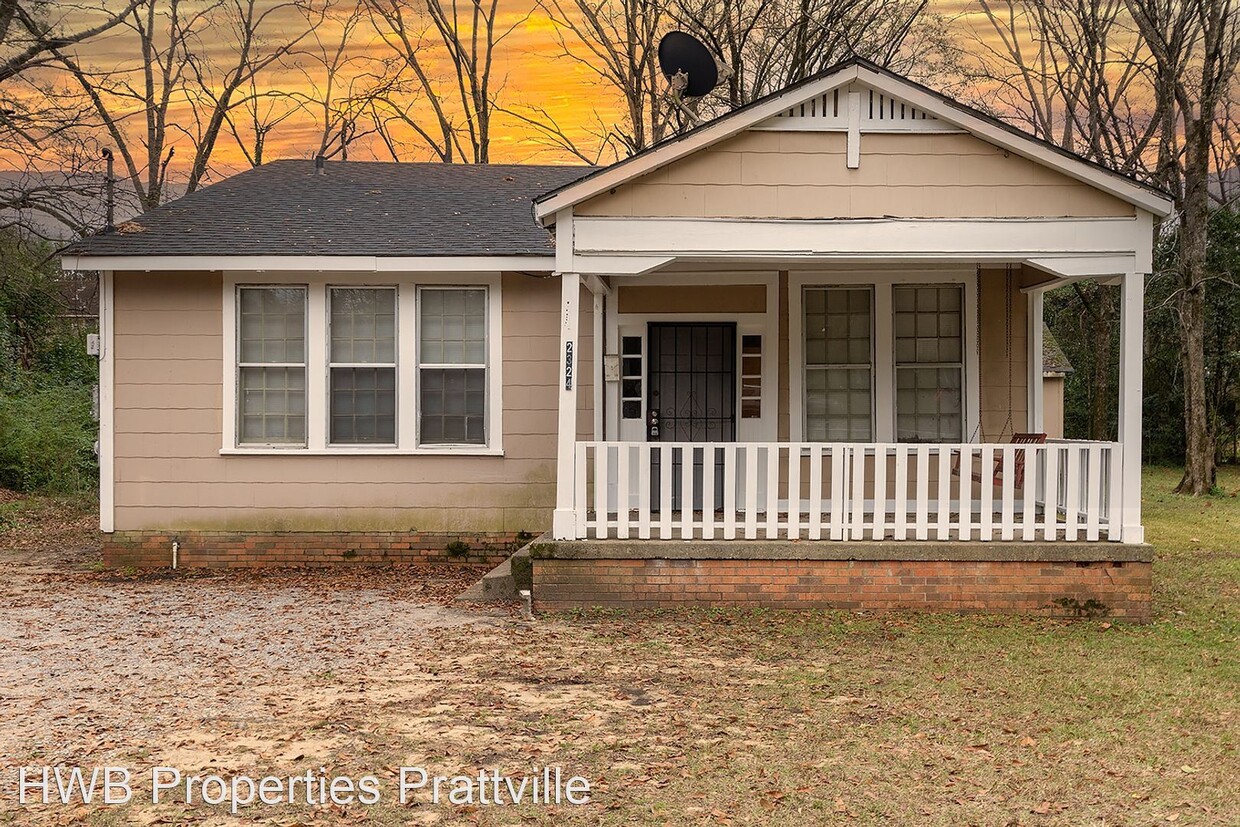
[61,59,1168,618]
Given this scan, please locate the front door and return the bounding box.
[646,323,736,511]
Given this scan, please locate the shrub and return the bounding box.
[445,540,471,558]
[0,375,97,494]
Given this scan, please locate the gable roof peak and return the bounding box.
[534,60,1173,221]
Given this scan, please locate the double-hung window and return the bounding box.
[803,287,874,441]
[799,278,970,443]
[894,285,964,442]
[237,286,307,446]
[329,287,397,445]
[417,287,488,445]
[231,281,495,452]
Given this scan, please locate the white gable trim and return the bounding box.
[533,62,1172,224]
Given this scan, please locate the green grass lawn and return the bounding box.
[1,468,1236,826]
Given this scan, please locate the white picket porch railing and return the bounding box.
[572,441,1121,542]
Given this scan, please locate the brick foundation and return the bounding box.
[104,531,523,569]
[532,549,1152,621]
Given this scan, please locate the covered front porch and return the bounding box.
[548,230,1147,548]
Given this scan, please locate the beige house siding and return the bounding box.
[112,270,590,533]
[616,283,767,314]
[1043,375,1066,439]
[576,130,1134,220]
[978,266,1033,440]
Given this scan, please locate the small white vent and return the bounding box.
[862,88,937,123]
[757,85,961,133]
[775,89,844,122]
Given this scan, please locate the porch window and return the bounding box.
[418,287,487,445]
[894,285,964,442]
[329,287,397,445]
[237,286,307,445]
[803,287,874,440]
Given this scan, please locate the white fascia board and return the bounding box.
[60,254,555,273]
[1024,255,1137,281]
[572,255,677,276]
[533,67,861,224]
[572,216,1150,260]
[854,66,1174,218]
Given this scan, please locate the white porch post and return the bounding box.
[1028,290,1044,433]
[1118,270,1145,543]
[553,270,582,539]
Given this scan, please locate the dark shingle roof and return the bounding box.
[1042,324,1074,374]
[61,160,596,258]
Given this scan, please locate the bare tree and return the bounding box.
[50,0,320,213]
[538,0,670,156]
[365,0,525,163]
[1,1,142,238]
[1126,0,1240,494]
[538,0,957,157]
[0,0,142,83]
[673,0,958,113]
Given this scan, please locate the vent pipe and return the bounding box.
[314,154,326,175]
[101,148,115,232]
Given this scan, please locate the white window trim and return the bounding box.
[232,284,309,449]
[892,283,967,443]
[802,285,877,441]
[415,284,492,450]
[222,272,503,456]
[789,268,979,443]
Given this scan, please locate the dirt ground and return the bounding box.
[0,475,1237,826]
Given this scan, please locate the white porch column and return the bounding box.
[552,270,582,539]
[1118,270,1145,543]
[1028,291,1045,433]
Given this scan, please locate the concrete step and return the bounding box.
[456,543,532,603]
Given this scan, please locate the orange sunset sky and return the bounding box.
[23,1,1033,176]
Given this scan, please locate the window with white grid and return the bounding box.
[329,287,397,445]
[803,287,874,441]
[894,284,964,442]
[237,286,307,445]
[418,287,487,445]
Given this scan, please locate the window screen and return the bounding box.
[894,285,964,442]
[803,287,873,441]
[329,287,397,444]
[419,287,487,445]
[237,286,306,445]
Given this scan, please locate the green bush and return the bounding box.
[0,375,97,494]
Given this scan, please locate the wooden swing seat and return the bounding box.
[952,432,1047,489]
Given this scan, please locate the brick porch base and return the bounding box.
[530,541,1153,621]
[103,531,522,569]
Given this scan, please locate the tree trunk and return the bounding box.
[1175,122,1216,494]
[1089,287,1116,441]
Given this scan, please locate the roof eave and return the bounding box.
[59,253,558,272]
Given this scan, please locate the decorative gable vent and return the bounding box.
[754,85,962,133]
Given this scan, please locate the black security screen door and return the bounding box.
[646,323,737,442]
[647,323,736,513]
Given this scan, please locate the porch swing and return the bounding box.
[952,264,1046,489]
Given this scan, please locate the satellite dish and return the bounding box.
[658,32,719,98]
